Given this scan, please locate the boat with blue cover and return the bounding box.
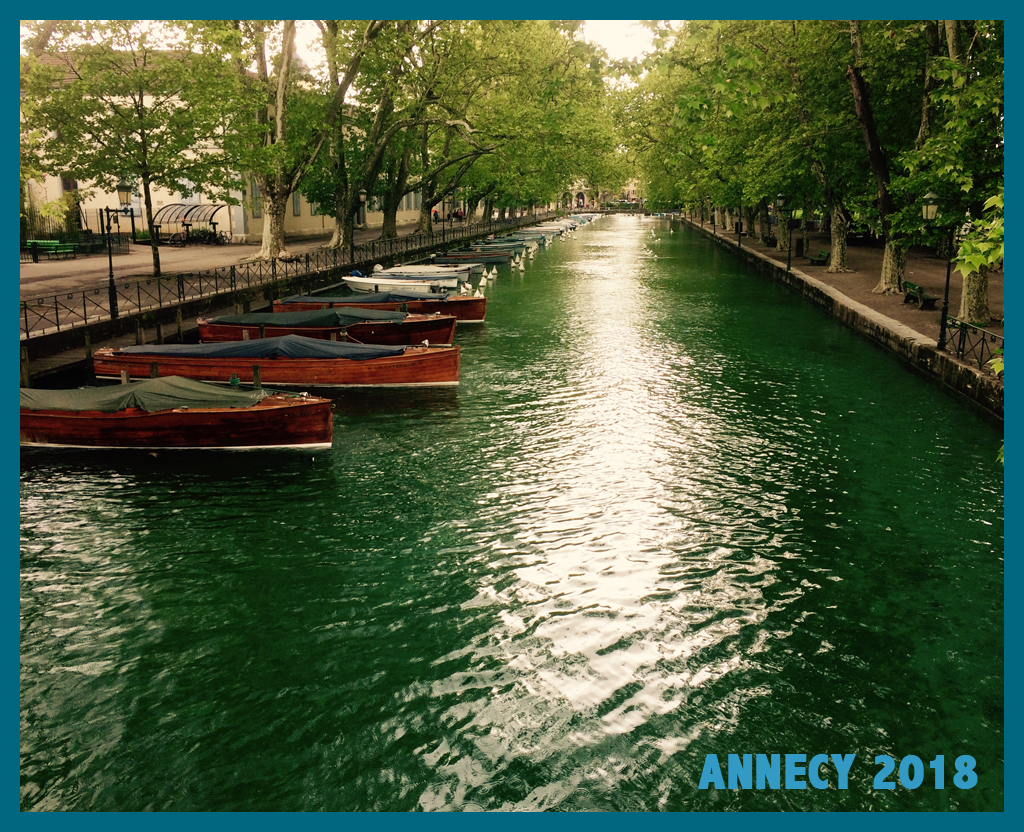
[92,334,460,388]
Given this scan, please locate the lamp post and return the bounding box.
[105,178,133,319]
[736,204,743,249]
[923,191,955,351]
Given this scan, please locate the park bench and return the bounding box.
[26,240,61,253]
[902,280,939,310]
[46,244,78,260]
[25,240,76,261]
[808,249,830,266]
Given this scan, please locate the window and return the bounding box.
[251,179,261,219]
[60,177,78,192]
[293,192,302,216]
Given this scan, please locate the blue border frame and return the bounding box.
[13,3,1013,826]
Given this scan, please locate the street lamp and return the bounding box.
[923,191,955,351]
[105,178,133,319]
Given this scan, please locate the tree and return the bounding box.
[21,20,244,276]
[194,19,386,261]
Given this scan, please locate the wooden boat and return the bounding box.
[196,307,456,346]
[20,375,333,451]
[92,334,460,388]
[274,292,487,324]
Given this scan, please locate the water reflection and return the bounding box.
[21,216,1003,812]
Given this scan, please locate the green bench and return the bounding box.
[46,244,78,260]
[807,249,830,266]
[25,240,70,261]
[902,280,939,310]
[26,240,61,252]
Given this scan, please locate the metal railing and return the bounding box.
[20,213,550,338]
[945,316,1004,374]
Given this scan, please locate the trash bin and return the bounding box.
[795,238,804,257]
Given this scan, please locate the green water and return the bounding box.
[20,215,1003,811]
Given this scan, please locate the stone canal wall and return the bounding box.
[687,220,1003,421]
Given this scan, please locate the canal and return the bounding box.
[20,214,1003,811]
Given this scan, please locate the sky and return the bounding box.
[580,20,658,61]
[295,20,666,67]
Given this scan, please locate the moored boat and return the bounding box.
[197,307,457,346]
[93,334,460,388]
[433,249,511,264]
[378,263,474,280]
[274,292,487,324]
[342,274,453,294]
[20,375,333,451]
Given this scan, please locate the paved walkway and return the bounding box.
[19,221,425,302]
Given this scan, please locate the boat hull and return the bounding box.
[343,276,457,294]
[93,346,461,388]
[438,250,511,264]
[273,296,486,324]
[197,314,457,346]
[20,394,334,451]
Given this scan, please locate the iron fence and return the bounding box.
[20,213,549,338]
[945,316,1004,374]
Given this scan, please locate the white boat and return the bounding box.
[342,274,457,294]
[377,263,474,279]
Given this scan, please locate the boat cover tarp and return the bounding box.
[281,292,452,304]
[205,308,406,327]
[113,333,407,360]
[21,376,269,413]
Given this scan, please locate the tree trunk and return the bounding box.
[141,177,161,277]
[328,216,345,250]
[416,201,433,234]
[848,20,899,290]
[827,207,853,273]
[379,207,398,238]
[875,241,906,294]
[776,215,789,253]
[256,191,290,260]
[758,199,771,245]
[959,264,991,325]
[743,204,757,238]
